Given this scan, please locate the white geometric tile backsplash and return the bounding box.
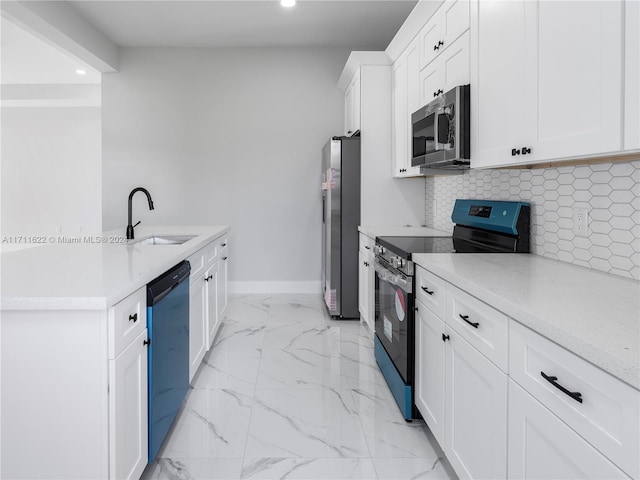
[424,160,640,280]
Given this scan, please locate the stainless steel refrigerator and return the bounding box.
[321,136,361,318]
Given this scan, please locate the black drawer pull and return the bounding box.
[129,313,138,323]
[143,338,151,346]
[365,246,370,250]
[541,371,583,403]
[205,274,213,281]
[421,286,434,295]
[442,333,450,342]
[459,314,479,328]
[223,256,228,261]
[221,243,227,247]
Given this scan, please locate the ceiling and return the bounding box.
[1,17,101,84]
[68,0,419,49]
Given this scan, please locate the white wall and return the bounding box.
[102,47,351,291]
[1,101,102,241]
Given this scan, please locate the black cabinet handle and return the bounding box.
[143,339,151,346]
[511,148,521,156]
[522,147,531,155]
[205,274,213,281]
[223,256,228,261]
[459,314,479,328]
[347,131,353,134]
[442,333,450,342]
[221,243,227,247]
[421,286,434,295]
[129,313,137,323]
[434,40,444,50]
[541,371,583,404]
[365,246,370,250]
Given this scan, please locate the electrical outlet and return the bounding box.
[573,206,589,237]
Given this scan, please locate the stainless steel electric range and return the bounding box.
[373,199,531,420]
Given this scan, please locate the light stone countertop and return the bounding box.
[413,253,640,390]
[1,225,229,311]
[359,225,451,238]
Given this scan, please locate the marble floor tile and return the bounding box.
[192,343,262,390]
[372,457,458,479]
[141,457,243,480]
[150,294,457,480]
[244,387,369,458]
[160,387,254,459]
[256,346,349,389]
[241,458,378,479]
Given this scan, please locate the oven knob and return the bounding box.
[398,258,406,268]
[391,256,400,268]
[375,245,385,255]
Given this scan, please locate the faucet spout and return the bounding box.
[127,187,154,240]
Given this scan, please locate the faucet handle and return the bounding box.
[133,221,141,228]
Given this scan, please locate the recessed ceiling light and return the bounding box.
[75,69,87,76]
[281,0,296,7]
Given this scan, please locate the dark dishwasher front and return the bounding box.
[147,260,190,463]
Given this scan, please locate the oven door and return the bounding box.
[374,259,414,384]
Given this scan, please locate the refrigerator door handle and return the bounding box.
[322,195,325,223]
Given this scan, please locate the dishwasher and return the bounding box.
[147,260,191,463]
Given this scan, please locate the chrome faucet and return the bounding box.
[126,187,154,240]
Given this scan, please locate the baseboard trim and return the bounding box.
[228,281,322,294]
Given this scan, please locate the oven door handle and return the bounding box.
[374,259,412,294]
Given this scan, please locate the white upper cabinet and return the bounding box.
[392,39,423,177]
[471,0,625,168]
[625,0,640,151]
[344,70,361,136]
[419,30,470,105]
[419,0,470,70]
[391,0,470,178]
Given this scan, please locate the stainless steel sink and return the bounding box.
[133,235,196,245]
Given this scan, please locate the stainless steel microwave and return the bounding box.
[411,84,470,170]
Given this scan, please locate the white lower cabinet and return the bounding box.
[416,298,507,480]
[415,301,446,445]
[445,326,508,479]
[206,262,219,349]
[189,269,207,381]
[109,329,149,480]
[358,233,375,331]
[415,265,638,480]
[188,235,230,371]
[508,380,628,479]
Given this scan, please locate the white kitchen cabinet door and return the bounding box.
[470,0,528,168]
[358,251,370,323]
[109,329,148,480]
[189,273,207,382]
[508,380,629,480]
[392,52,409,176]
[625,0,640,151]
[218,250,229,319]
[444,327,508,480]
[206,265,219,349]
[415,301,446,446]
[345,70,361,136]
[523,0,623,162]
[392,38,424,178]
[419,0,470,71]
[419,61,442,106]
[472,0,624,168]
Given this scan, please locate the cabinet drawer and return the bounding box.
[204,240,218,266]
[416,267,446,318]
[510,321,640,479]
[445,284,509,371]
[187,248,206,282]
[108,287,147,359]
[359,233,375,254]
